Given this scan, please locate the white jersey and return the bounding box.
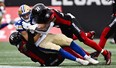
[15,19,54,47]
[35,22,54,47]
[15,19,36,33]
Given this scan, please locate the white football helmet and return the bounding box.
[18,4,31,22]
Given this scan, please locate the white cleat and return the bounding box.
[77,58,90,65]
[85,56,99,64]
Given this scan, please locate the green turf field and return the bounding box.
[0,40,116,68]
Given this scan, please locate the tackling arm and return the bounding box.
[28,22,54,34]
[35,22,54,34]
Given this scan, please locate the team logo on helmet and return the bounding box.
[9,32,22,46]
[18,4,31,22]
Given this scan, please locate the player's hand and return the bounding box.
[28,24,38,31]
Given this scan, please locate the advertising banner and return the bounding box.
[51,0,113,38]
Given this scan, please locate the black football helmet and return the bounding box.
[31,3,47,16]
[9,32,22,46]
[31,3,54,23]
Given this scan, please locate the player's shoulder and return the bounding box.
[15,19,23,26]
[15,19,25,31]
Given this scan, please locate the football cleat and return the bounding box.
[109,39,116,44]
[77,58,89,65]
[104,51,112,65]
[85,55,99,64]
[86,31,95,40]
[90,51,100,60]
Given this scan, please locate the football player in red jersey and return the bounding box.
[9,31,96,66]
[9,32,65,66]
[90,0,116,64]
[30,3,111,65]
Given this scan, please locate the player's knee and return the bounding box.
[58,34,73,46]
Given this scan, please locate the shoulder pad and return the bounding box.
[15,20,24,31]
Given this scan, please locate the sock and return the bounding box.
[63,47,84,59]
[82,48,90,55]
[80,31,102,52]
[101,49,108,56]
[70,41,86,57]
[99,27,110,48]
[59,48,76,61]
[100,49,104,53]
[84,55,90,59]
[0,23,8,29]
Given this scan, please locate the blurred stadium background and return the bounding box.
[0,0,116,68]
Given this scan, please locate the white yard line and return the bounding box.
[0,65,61,68]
